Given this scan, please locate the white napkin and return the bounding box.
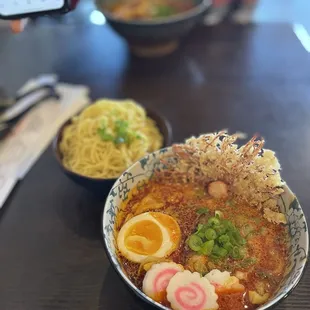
[0,75,90,209]
[0,20,11,29]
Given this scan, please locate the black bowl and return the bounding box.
[53,108,172,199]
[96,0,211,57]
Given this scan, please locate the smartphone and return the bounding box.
[0,0,71,20]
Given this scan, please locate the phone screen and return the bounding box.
[0,0,65,17]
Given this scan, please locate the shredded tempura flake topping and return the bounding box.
[167,131,285,223]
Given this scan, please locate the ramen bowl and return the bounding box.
[96,0,211,57]
[53,109,172,199]
[102,147,309,309]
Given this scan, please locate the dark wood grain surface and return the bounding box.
[0,22,309,310]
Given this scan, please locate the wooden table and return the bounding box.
[0,22,309,310]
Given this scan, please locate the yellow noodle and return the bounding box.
[59,99,163,178]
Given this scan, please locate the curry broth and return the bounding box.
[116,179,289,310]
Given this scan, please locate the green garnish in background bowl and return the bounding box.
[153,5,176,18]
[98,119,142,145]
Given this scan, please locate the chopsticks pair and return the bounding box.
[0,76,91,210]
[0,84,60,139]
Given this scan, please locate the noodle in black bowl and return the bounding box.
[53,103,172,199]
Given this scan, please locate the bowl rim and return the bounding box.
[52,106,173,182]
[95,0,212,26]
[102,146,309,310]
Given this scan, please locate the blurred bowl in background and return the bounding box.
[95,0,211,57]
[53,108,172,199]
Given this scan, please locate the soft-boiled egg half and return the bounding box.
[117,212,181,263]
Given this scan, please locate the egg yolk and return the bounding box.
[151,212,181,247]
[125,220,163,255]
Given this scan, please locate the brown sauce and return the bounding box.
[116,179,289,310]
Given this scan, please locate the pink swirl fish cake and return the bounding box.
[167,270,218,310]
[143,262,184,303]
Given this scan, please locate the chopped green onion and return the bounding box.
[214,224,226,236]
[98,119,141,145]
[222,219,234,230]
[223,242,233,253]
[98,128,114,141]
[215,210,224,219]
[231,246,245,259]
[228,230,246,246]
[218,234,230,245]
[232,246,240,258]
[100,119,107,128]
[115,119,128,130]
[197,208,209,215]
[153,5,176,17]
[212,245,228,258]
[205,228,217,241]
[189,212,247,261]
[239,238,246,246]
[196,224,204,231]
[227,231,237,246]
[135,133,142,140]
[188,235,203,252]
[199,240,214,255]
[195,224,206,238]
[238,235,247,246]
[208,217,220,227]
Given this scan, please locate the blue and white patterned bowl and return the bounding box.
[102,147,309,309]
